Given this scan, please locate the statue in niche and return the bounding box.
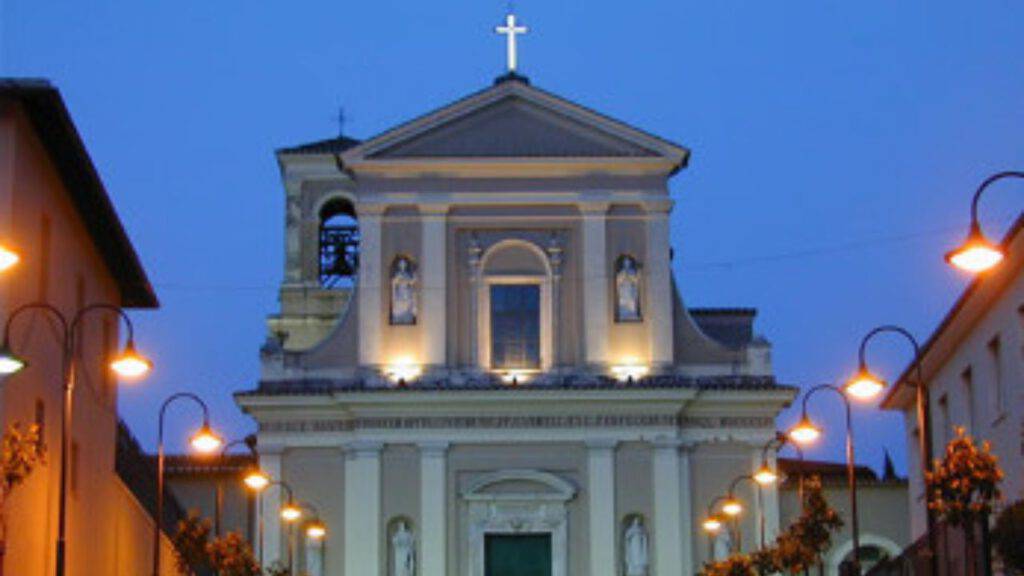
[624,517,649,576]
[390,256,418,325]
[391,521,416,576]
[713,527,733,561]
[615,255,642,322]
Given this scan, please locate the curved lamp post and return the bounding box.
[297,501,327,576]
[852,325,939,576]
[788,384,863,575]
[946,171,1024,273]
[153,393,223,576]
[724,474,765,550]
[214,434,260,537]
[702,495,732,557]
[264,480,302,575]
[0,302,152,576]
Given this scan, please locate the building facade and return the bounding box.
[237,73,797,576]
[0,79,181,576]
[882,215,1024,540]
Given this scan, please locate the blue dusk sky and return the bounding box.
[2,1,1022,471]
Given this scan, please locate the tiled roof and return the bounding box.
[158,453,257,476]
[237,374,796,397]
[278,135,362,154]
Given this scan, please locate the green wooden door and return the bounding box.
[484,534,552,576]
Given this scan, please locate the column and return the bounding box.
[679,445,695,575]
[652,439,683,576]
[468,235,483,369]
[419,441,449,576]
[258,449,283,567]
[421,207,448,369]
[358,207,384,367]
[645,201,674,368]
[586,439,617,576]
[581,202,609,367]
[344,441,382,575]
[754,447,780,544]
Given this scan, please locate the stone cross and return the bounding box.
[495,13,528,72]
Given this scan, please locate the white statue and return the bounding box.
[390,257,417,325]
[615,256,641,321]
[713,528,733,561]
[392,521,416,576]
[624,517,649,576]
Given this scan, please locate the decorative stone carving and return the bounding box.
[461,470,576,576]
[390,256,418,325]
[624,517,649,576]
[391,521,416,576]
[615,255,642,322]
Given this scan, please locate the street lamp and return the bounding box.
[0,302,152,576]
[946,171,1023,273]
[759,433,809,576]
[855,325,938,576]
[725,474,765,549]
[214,435,261,537]
[788,384,863,575]
[0,244,19,273]
[703,495,734,558]
[260,479,300,574]
[154,393,223,576]
[297,502,328,574]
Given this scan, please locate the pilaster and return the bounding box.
[419,441,449,576]
[283,176,304,285]
[581,202,609,367]
[679,443,695,575]
[344,441,383,576]
[258,449,283,567]
[645,201,674,368]
[421,206,449,368]
[652,438,683,576]
[358,206,385,367]
[586,439,617,576]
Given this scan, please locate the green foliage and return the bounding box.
[698,476,843,576]
[208,530,261,576]
[172,512,213,575]
[993,500,1024,575]
[1,422,45,497]
[926,427,1003,528]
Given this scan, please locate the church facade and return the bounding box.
[236,72,795,576]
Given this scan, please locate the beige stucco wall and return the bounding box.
[0,100,179,575]
[900,268,1023,537]
[779,480,909,575]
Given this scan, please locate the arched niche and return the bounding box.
[318,196,359,288]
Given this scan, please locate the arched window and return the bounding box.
[319,198,359,288]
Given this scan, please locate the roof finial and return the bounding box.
[495,10,528,73]
[336,106,347,137]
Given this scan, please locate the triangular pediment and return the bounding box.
[340,78,689,170]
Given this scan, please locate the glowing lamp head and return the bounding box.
[243,469,271,491]
[722,499,743,517]
[0,245,19,273]
[946,225,1004,273]
[753,465,779,486]
[788,415,822,445]
[702,516,723,533]
[306,521,327,540]
[844,367,887,401]
[189,424,224,454]
[0,345,27,375]
[280,503,302,522]
[110,341,153,379]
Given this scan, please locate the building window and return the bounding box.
[34,399,45,448]
[987,336,1005,420]
[490,284,540,370]
[937,393,950,447]
[70,441,80,494]
[960,367,974,435]
[318,198,359,289]
[38,214,51,300]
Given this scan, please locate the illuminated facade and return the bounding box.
[237,73,795,576]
